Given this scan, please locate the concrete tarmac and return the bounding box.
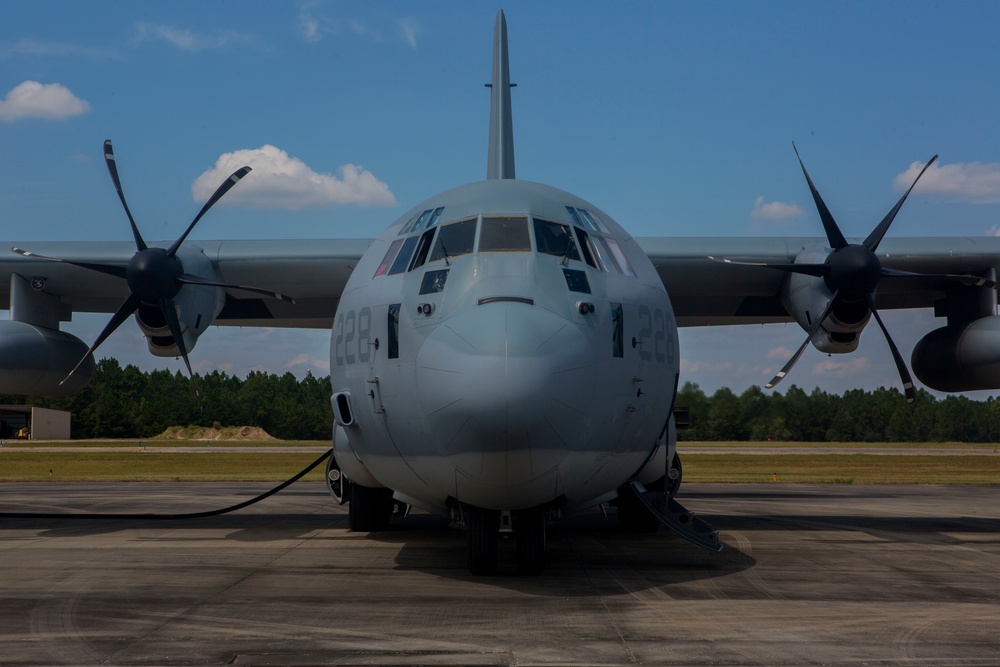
[0,482,998,666]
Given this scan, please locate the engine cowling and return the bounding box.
[0,321,95,396]
[912,316,1000,391]
[134,247,225,357]
[783,250,871,354]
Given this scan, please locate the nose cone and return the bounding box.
[416,302,597,509]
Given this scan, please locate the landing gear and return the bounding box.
[515,508,546,575]
[465,505,498,575]
[463,505,549,575]
[666,452,682,498]
[325,455,349,504]
[616,477,663,532]
[348,484,394,532]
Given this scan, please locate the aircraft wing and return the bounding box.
[0,238,373,328]
[638,236,1000,327]
[7,235,999,329]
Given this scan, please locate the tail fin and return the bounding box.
[486,9,515,180]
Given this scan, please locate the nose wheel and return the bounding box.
[465,505,499,575]
[464,505,548,575]
[348,484,394,532]
[514,508,546,575]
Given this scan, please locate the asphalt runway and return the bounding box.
[1,482,998,666]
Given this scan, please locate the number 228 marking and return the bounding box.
[334,307,373,366]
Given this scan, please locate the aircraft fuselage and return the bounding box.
[330,179,678,517]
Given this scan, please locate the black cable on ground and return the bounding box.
[0,448,332,520]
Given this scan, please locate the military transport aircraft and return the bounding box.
[3,11,1000,574]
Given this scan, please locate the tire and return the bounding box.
[349,484,394,532]
[667,452,682,499]
[616,484,661,533]
[465,505,498,575]
[515,509,546,575]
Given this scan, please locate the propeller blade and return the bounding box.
[880,266,996,289]
[11,247,127,279]
[765,289,840,389]
[61,292,142,385]
[104,140,147,252]
[864,293,916,403]
[708,256,830,278]
[793,142,848,250]
[167,166,252,257]
[177,274,296,303]
[765,336,812,390]
[158,297,199,386]
[863,155,938,252]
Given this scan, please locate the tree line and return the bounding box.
[677,382,1000,442]
[4,360,1000,442]
[0,358,333,440]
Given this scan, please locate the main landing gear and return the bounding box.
[348,483,395,532]
[465,505,547,575]
[328,455,399,532]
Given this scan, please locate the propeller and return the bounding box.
[12,140,296,386]
[716,145,993,403]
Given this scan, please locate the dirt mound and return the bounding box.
[155,425,278,441]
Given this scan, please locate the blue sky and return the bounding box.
[4,1,1000,398]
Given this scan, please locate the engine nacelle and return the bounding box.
[0,321,95,396]
[783,249,870,354]
[912,316,1000,392]
[134,246,225,357]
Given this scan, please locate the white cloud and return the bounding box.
[192,144,397,209]
[766,345,796,360]
[811,356,871,378]
[0,38,116,60]
[895,160,1000,202]
[133,22,259,52]
[395,18,421,48]
[750,196,804,223]
[0,81,90,122]
[987,225,1000,237]
[299,4,323,44]
[297,4,419,47]
[285,353,330,374]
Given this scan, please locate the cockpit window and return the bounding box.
[479,217,531,252]
[565,206,608,233]
[399,207,445,235]
[409,228,437,271]
[388,235,419,275]
[563,268,591,293]
[566,206,584,228]
[419,269,449,294]
[430,218,477,263]
[577,209,608,233]
[605,238,637,277]
[399,211,421,235]
[427,207,444,228]
[374,238,404,278]
[534,218,580,261]
[411,208,435,232]
[592,236,620,274]
[573,227,599,269]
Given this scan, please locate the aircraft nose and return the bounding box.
[415,301,597,508]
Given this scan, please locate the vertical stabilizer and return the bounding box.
[487,9,515,180]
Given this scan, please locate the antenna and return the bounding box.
[486,9,516,180]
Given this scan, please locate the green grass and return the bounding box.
[1,440,327,448]
[0,442,998,484]
[0,452,329,482]
[682,453,1000,485]
[679,440,1000,450]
